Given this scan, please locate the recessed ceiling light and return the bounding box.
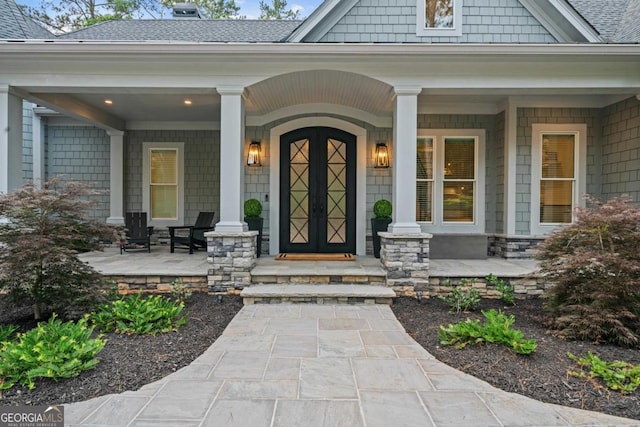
[184,99,192,105]
[104,99,113,105]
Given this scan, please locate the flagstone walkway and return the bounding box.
[65,304,637,427]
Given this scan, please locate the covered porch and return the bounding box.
[79,245,541,300]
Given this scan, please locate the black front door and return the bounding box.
[280,127,356,254]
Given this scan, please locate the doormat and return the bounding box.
[275,253,355,261]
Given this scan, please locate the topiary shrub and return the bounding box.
[373,199,392,219]
[536,195,640,347]
[244,198,263,218]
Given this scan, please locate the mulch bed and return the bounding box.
[0,293,243,406]
[1,294,639,421]
[391,296,640,421]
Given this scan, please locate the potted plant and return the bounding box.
[244,198,263,257]
[371,199,392,258]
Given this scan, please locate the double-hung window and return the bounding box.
[142,142,184,226]
[531,124,586,234]
[416,129,485,232]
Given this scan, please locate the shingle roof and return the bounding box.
[615,0,640,42]
[567,0,640,42]
[58,19,303,42]
[0,0,51,38]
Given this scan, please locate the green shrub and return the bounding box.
[568,352,640,394]
[536,195,640,347]
[373,199,392,219]
[439,279,481,313]
[485,274,515,305]
[90,293,186,335]
[244,198,263,218]
[438,309,537,355]
[0,315,106,390]
[0,324,19,343]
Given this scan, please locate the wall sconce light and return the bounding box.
[375,142,390,168]
[247,141,261,166]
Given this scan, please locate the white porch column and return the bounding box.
[0,86,23,193]
[389,86,422,234]
[503,99,518,235]
[31,104,45,187]
[106,130,125,225]
[215,87,247,232]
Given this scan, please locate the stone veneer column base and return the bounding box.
[379,232,432,297]
[488,235,546,259]
[206,231,258,294]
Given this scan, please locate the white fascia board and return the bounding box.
[548,0,602,42]
[519,0,601,43]
[3,41,640,56]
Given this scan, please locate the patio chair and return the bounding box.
[120,212,153,254]
[168,211,215,254]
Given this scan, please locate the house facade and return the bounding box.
[1,0,639,261]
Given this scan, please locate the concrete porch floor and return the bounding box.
[79,245,540,279]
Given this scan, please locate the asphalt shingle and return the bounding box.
[0,0,51,39]
[58,19,303,42]
[567,0,639,42]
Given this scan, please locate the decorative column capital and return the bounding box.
[216,86,246,96]
[393,86,422,96]
[106,130,125,137]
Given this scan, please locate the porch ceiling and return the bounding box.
[22,71,636,131]
[244,70,395,117]
[28,70,397,129]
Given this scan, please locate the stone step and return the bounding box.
[240,284,396,305]
[250,274,387,285]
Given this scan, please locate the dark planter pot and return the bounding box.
[371,218,392,258]
[245,217,263,257]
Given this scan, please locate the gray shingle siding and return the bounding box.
[125,130,220,225]
[516,107,601,235]
[320,0,558,43]
[46,126,111,220]
[601,97,640,202]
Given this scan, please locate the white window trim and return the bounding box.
[417,129,485,233]
[142,142,185,227]
[416,0,463,37]
[530,123,587,235]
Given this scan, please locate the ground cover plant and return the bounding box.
[0,315,105,391]
[485,273,515,305]
[0,293,243,405]
[438,278,480,312]
[90,293,187,335]
[568,352,640,394]
[536,195,640,347]
[0,179,119,320]
[438,309,537,355]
